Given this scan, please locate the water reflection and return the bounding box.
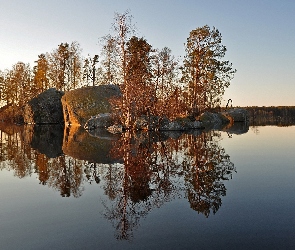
[63,125,121,164]
[0,122,237,240]
[103,130,235,239]
[26,124,64,158]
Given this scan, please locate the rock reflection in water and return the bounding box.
[63,125,121,164]
[0,123,85,197]
[28,124,64,158]
[223,121,249,135]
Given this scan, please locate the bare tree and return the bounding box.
[82,54,99,86]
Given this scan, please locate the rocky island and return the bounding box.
[0,85,249,135]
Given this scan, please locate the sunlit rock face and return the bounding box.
[62,126,121,164]
[23,88,64,124]
[61,85,121,127]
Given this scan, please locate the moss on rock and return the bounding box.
[61,85,121,127]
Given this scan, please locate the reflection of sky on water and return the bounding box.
[219,126,295,249]
[0,126,295,249]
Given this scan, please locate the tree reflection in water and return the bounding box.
[103,130,235,239]
[0,124,86,197]
[0,124,235,240]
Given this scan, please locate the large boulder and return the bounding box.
[61,85,121,127]
[199,112,230,129]
[23,88,64,124]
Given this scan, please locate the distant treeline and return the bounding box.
[243,106,295,126]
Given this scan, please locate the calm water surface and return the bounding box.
[0,124,294,250]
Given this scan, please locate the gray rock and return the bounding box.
[61,84,121,127]
[84,113,113,130]
[160,118,203,131]
[133,116,203,131]
[134,116,170,130]
[107,124,123,134]
[23,88,64,124]
[199,112,230,129]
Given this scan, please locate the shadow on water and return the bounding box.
[0,121,248,240]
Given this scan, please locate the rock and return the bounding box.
[84,113,114,130]
[199,112,230,129]
[134,116,170,130]
[132,116,203,131]
[23,88,64,124]
[107,124,124,134]
[0,104,24,124]
[223,108,249,122]
[61,85,121,127]
[160,117,203,131]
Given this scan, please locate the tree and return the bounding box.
[152,47,186,120]
[68,41,83,89]
[125,36,154,123]
[47,42,69,91]
[181,25,236,115]
[105,11,138,128]
[33,53,50,94]
[98,35,119,85]
[82,54,99,86]
[154,47,178,100]
[0,70,5,106]
[2,62,32,107]
[0,70,14,106]
[47,41,83,91]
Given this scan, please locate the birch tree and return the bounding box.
[181,25,236,115]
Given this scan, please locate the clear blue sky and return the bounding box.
[1,0,294,106]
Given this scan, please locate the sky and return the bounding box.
[0,0,295,107]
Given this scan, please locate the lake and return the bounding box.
[0,123,294,250]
